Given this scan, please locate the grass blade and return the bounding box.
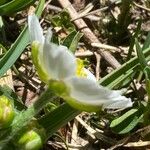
[142,32,150,50]
[0,0,45,78]
[0,0,36,15]
[99,47,150,88]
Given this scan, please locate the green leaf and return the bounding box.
[0,0,10,6]
[69,32,82,53]
[144,67,150,99]
[38,103,80,138]
[0,0,45,78]
[0,85,26,111]
[63,30,83,53]
[0,0,36,15]
[110,107,144,134]
[142,32,150,50]
[110,109,138,128]
[135,38,147,70]
[144,67,150,80]
[99,46,150,88]
[51,11,75,32]
[127,19,142,60]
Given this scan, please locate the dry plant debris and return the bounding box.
[0,0,150,149]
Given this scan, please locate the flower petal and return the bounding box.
[43,42,76,80]
[45,28,53,43]
[83,68,97,82]
[64,77,132,111]
[28,15,44,43]
[31,42,49,83]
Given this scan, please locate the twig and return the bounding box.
[75,50,93,57]
[109,125,150,149]
[57,0,121,69]
[133,2,150,12]
[47,4,62,12]
[78,1,95,18]
[124,141,150,147]
[73,0,122,21]
[72,7,109,21]
[75,116,96,140]
[109,137,130,150]
[75,116,117,145]
[44,0,52,9]
[84,15,101,21]
[91,43,121,52]
[71,119,79,150]
[94,52,101,80]
[48,141,84,149]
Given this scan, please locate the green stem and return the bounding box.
[115,0,132,42]
[0,87,56,149]
[127,20,142,60]
[118,0,132,29]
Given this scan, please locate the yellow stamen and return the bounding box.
[76,58,87,77]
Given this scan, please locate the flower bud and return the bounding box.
[15,120,46,150]
[0,95,15,129]
[17,129,43,150]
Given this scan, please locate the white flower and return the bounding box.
[28,15,133,112]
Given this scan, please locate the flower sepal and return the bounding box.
[48,80,70,97]
[63,96,102,112]
[31,41,49,84]
[49,80,102,112]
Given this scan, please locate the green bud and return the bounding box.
[0,95,15,129]
[15,120,46,150]
[17,130,43,150]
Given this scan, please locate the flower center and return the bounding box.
[76,58,87,77]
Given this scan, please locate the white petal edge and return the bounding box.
[83,68,97,82]
[45,28,53,44]
[65,77,133,109]
[43,41,76,80]
[28,15,44,44]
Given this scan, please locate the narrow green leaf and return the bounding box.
[142,32,150,50]
[127,19,142,60]
[38,103,80,139]
[69,32,83,53]
[0,0,36,15]
[0,27,28,77]
[144,67,150,99]
[110,109,138,128]
[99,46,150,88]
[0,0,45,78]
[144,67,150,80]
[110,107,144,134]
[135,38,147,70]
[0,0,10,6]
[63,30,83,53]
